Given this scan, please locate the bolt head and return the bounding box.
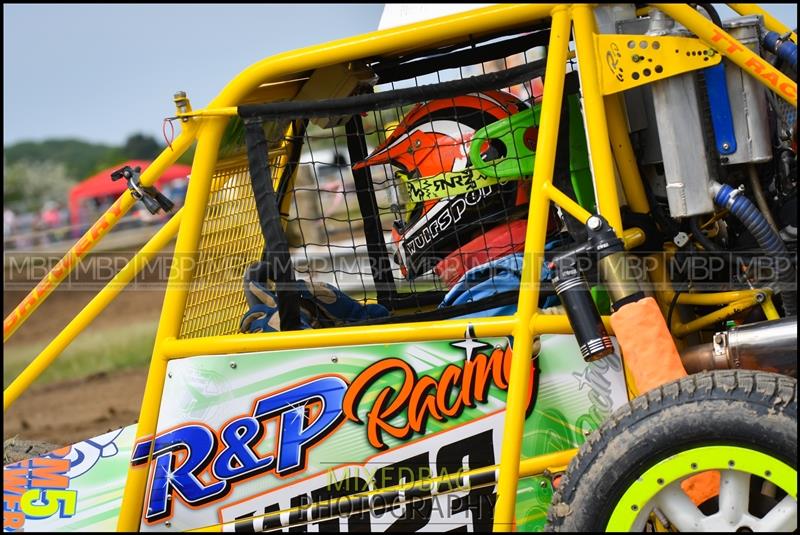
[721,143,730,150]
[587,216,603,231]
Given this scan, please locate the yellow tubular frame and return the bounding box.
[728,4,798,43]
[0,3,794,532]
[3,211,183,410]
[2,127,197,344]
[495,8,572,530]
[117,5,561,529]
[655,4,796,106]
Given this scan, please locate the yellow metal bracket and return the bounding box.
[597,34,722,95]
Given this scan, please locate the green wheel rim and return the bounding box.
[606,445,797,531]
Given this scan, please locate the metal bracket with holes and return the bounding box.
[596,34,722,95]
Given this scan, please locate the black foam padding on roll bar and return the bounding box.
[239,59,547,120]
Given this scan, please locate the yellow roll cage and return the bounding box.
[3,4,795,531]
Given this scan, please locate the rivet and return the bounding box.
[657,478,665,485]
[331,356,339,363]
[230,362,237,369]
[722,143,731,151]
[167,372,172,378]
[165,521,172,528]
[691,462,698,470]
[539,480,549,489]
[631,504,639,511]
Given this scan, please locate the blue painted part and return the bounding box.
[714,183,796,315]
[763,32,797,72]
[704,63,737,155]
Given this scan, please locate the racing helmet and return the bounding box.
[353,90,536,282]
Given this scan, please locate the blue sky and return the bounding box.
[3,4,385,146]
[3,4,796,147]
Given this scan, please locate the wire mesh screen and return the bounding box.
[285,123,447,301]
[278,32,569,318]
[180,25,579,337]
[178,157,266,339]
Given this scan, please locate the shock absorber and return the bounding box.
[551,215,688,392]
[550,246,614,362]
[586,215,645,311]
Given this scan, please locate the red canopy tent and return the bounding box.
[68,160,191,227]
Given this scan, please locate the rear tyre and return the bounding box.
[545,370,797,532]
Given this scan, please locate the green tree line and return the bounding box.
[4,134,195,212]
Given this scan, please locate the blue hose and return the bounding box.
[763,31,797,73]
[714,184,796,315]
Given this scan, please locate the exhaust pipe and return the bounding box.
[681,317,797,377]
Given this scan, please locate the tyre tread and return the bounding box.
[545,370,797,531]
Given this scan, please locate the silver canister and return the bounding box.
[721,15,772,165]
[647,10,716,217]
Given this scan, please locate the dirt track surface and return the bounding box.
[3,368,148,447]
[3,287,164,346]
[4,250,166,450]
[4,247,169,346]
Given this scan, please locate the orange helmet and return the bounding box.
[355,90,533,281]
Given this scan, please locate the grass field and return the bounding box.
[3,319,157,388]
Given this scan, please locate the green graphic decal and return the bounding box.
[3,425,138,533]
[399,168,526,202]
[135,335,627,532]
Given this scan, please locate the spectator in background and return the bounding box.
[166,177,188,208]
[3,208,16,248]
[4,207,15,235]
[41,201,63,243]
